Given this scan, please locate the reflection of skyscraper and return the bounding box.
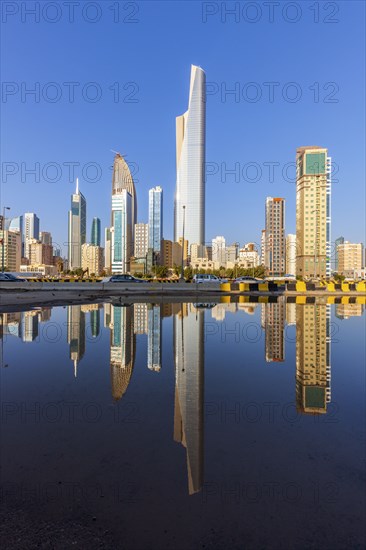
[147,304,162,372]
[109,305,135,400]
[264,299,285,362]
[90,309,100,338]
[173,304,204,495]
[296,304,331,414]
[21,311,39,343]
[67,305,86,377]
[133,303,148,334]
[174,65,206,252]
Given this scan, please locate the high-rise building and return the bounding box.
[24,213,40,258]
[68,179,86,270]
[111,154,135,273]
[91,217,101,246]
[40,231,52,246]
[148,186,163,255]
[261,229,266,265]
[161,239,182,268]
[134,223,148,258]
[296,146,332,278]
[8,216,24,256]
[212,236,226,266]
[28,239,53,265]
[334,236,344,272]
[296,304,331,414]
[81,243,104,275]
[0,229,21,271]
[337,241,363,276]
[265,197,286,276]
[104,228,111,271]
[286,234,297,276]
[174,65,206,253]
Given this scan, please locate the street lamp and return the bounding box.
[1,206,11,272]
[180,205,186,280]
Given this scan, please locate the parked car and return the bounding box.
[0,272,27,282]
[192,274,227,283]
[234,276,263,283]
[103,274,148,283]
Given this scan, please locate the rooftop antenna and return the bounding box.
[110,149,126,158]
[76,177,79,194]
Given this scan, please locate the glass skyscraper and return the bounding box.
[148,186,163,254]
[174,65,206,253]
[110,153,136,273]
[68,178,86,270]
[91,217,101,246]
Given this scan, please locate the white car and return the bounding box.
[192,274,227,283]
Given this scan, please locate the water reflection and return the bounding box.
[0,298,364,499]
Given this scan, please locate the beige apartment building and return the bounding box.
[296,146,331,278]
[337,241,363,276]
[81,244,104,275]
[0,230,21,271]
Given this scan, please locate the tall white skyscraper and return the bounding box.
[212,236,226,266]
[148,186,163,254]
[68,178,86,270]
[110,153,136,273]
[174,65,206,253]
[24,212,40,258]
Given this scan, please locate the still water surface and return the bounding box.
[1,299,365,549]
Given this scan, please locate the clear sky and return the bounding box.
[1,0,365,255]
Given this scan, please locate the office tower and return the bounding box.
[91,217,101,246]
[296,304,331,413]
[264,299,285,362]
[0,229,21,271]
[261,229,266,265]
[173,304,204,495]
[337,241,363,276]
[225,244,238,265]
[134,223,148,258]
[334,236,344,272]
[104,228,111,271]
[0,215,4,230]
[109,304,135,400]
[212,236,226,266]
[81,243,104,275]
[7,216,24,256]
[67,305,86,377]
[111,154,135,273]
[21,311,39,343]
[68,178,86,270]
[296,146,332,278]
[286,234,297,276]
[174,65,206,253]
[265,197,286,276]
[40,231,52,246]
[148,186,163,256]
[24,213,40,258]
[147,304,162,372]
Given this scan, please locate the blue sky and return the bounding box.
[1,0,365,255]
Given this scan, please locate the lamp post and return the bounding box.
[180,205,186,280]
[1,206,10,272]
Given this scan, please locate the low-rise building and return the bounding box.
[81,244,104,275]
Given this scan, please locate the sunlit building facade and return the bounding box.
[174,65,206,253]
[296,146,332,278]
[68,179,86,270]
